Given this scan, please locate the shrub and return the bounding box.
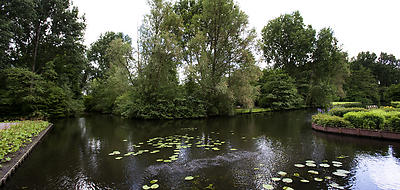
[392,101,400,108]
[312,114,352,128]
[328,107,367,117]
[331,102,362,108]
[385,115,400,132]
[380,106,400,112]
[343,111,385,130]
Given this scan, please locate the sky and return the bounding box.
[72,0,400,59]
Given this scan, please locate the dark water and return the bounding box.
[2,110,400,190]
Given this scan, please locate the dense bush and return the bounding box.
[331,102,363,108]
[328,107,367,117]
[312,114,352,128]
[343,111,385,130]
[385,114,400,132]
[392,101,400,108]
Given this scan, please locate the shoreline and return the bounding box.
[311,123,400,141]
[0,123,53,186]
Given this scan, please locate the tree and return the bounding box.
[344,65,380,105]
[257,69,303,110]
[261,11,315,78]
[174,0,259,115]
[87,32,132,81]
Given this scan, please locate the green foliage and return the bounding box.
[344,66,380,105]
[312,114,352,128]
[391,101,400,108]
[385,114,400,132]
[0,121,49,162]
[235,108,271,114]
[258,69,303,110]
[343,111,385,130]
[328,107,367,117]
[331,102,362,108]
[385,84,400,102]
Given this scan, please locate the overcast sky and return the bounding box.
[72,0,400,59]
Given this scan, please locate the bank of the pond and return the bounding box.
[312,123,400,140]
[0,121,53,186]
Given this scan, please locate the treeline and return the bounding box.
[1,0,399,120]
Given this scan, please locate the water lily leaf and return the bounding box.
[305,163,316,167]
[319,163,330,168]
[332,161,342,165]
[254,168,260,170]
[314,177,323,182]
[278,171,287,176]
[308,170,319,175]
[336,169,350,174]
[115,157,123,160]
[185,176,194,181]
[293,173,300,177]
[271,177,281,181]
[123,139,127,142]
[163,160,171,163]
[294,164,305,168]
[305,160,315,163]
[282,186,294,190]
[150,180,158,184]
[150,184,159,189]
[300,179,309,183]
[333,164,342,167]
[330,183,344,189]
[325,176,332,180]
[332,172,347,177]
[282,178,293,183]
[142,185,150,189]
[262,184,274,190]
[230,148,238,151]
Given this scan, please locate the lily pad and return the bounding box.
[314,177,323,182]
[336,169,350,174]
[283,186,294,190]
[294,164,305,168]
[230,148,238,151]
[262,184,274,190]
[308,170,319,175]
[150,184,159,189]
[115,157,123,160]
[306,163,316,167]
[278,171,287,176]
[333,164,342,167]
[332,161,342,165]
[271,177,281,181]
[143,185,151,190]
[330,183,344,189]
[325,176,332,180]
[293,173,300,177]
[282,178,293,183]
[305,160,315,163]
[254,168,260,170]
[156,159,163,162]
[333,172,348,177]
[319,163,330,168]
[300,179,309,183]
[150,180,158,184]
[185,176,194,181]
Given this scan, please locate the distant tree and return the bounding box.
[261,11,315,78]
[344,65,380,105]
[258,69,303,110]
[384,83,400,102]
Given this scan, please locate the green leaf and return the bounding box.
[185,176,194,181]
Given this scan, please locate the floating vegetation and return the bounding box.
[278,171,287,176]
[150,180,158,184]
[308,170,319,175]
[330,182,344,189]
[230,148,238,151]
[314,177,323,182]
[143,185,150,190]
[282,178,293,183]
[185,176,194,181]
[262,184,274,190]
[115,157,123,160]
[271,177,281,181]
[294,164,305,168]
[293,173,300,177]
[325,176,332,180]
[305,163,316,167]
[300,179,309,183]
[150,184,159,189]
[333,169,350,177]
[108,151,121,156]
[283,186,294,190]
[319,163,330,168]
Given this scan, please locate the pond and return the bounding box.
[2,110,400,190]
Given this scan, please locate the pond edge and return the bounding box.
[311,123,400,141]
[0,123,53,186]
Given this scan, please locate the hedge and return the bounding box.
[312,114,352,128]
[331,102,362,108]
[343,111,385,130]
[328,107,367,117]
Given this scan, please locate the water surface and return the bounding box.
[2,110,400,190]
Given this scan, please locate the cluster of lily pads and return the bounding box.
[107,133,238,163]
[142,179,159,189]
[261,156,351,190]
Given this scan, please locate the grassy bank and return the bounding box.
[0,121,49,167]
[235,108,272,114]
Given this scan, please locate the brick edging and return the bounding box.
[311,123,400,140]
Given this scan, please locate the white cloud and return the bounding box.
[73,0,400,58]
